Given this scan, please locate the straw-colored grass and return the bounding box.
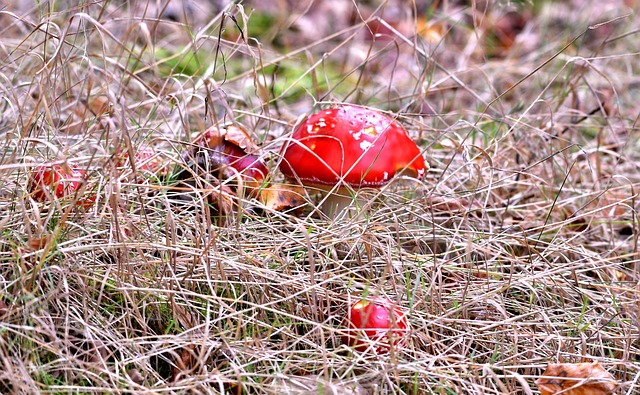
[1,1,639,394]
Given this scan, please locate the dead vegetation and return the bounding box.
[0,0,639,393]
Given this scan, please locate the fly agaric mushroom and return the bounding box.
[279,104,427,217]
[183,123,269,197]
[28,164,89,202]
[115,147,169,179]
[342,297,409,354]
[180,123,306,216]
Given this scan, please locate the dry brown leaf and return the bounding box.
[422,195,475,213]
[209,185,237,217]
[67,328,110,365]
[171,344,196,382]
[587,190,629,218]
[126,368,145,385]
[26,234,51,251]
[66,94,114,134]
[172,301,195,330]
[536,362,617,395]
[417,18,445,44]
[72,95,112,118]
[197,123,261,154]
[258,184,306,214]
[86,95,112,116]
[482,10,532,58]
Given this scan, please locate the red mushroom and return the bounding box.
[28,164,88,202]
[115,147,169,180]
[279,104,427,217]
[342,297,409,354]
[184,123,269,196]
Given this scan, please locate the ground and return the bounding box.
[0,0,639,394]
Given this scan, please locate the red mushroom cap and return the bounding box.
[193,124,269,189]
[279,105,426,188]
[212,141,268,186]
[28,164,88,202]
[342,298,409,354]
[116,147,169,179]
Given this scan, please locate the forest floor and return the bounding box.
[0,0,639,393]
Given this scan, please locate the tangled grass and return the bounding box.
[0,0,639,393]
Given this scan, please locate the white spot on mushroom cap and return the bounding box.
[359,141,372,151]
[307,125,313,133]
[383,171,389,180]
[352,131,361,140]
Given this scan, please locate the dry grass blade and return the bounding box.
[0,0,639,394]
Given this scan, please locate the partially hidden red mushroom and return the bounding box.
[180,123,306,216]
[279,104,427,217]
[115,147,169,180]
[28,164,93,205]
[342,297,409,354]
[185,123,269,196]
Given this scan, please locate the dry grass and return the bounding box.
[1,0,639,394]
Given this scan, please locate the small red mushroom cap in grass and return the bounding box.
[188,124,270,195]
[28,164,88,202]
[115,147,169,180]
[279,105,427,216]
[342,298,409,354]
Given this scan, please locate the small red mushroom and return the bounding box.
[279,104,427,217]
[179,123,313,216]
[28,164,88,202]
[182,123,269,198]
[115,147,169,180]
[342,298,409,354]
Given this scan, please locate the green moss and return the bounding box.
[155,48,210,77]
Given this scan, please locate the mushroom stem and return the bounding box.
[317,187,367,219]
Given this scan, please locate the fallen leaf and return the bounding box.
[171,344,196,382]
[26,234,51,251]
[536,362,617,395]
[126,368,145,385]
[86,95,112,116]
[482,10,532,58]
[353,0,418,44]
[588,190,628,218]
[172,301,195,330]
[417,18,445,44]
[209,185,237,218]
[421,195,476,213]
[258,184,306,214]
[194,123,262,154]
[72,95,112,118]
[67,327,110,365]
[65,94,114,134]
